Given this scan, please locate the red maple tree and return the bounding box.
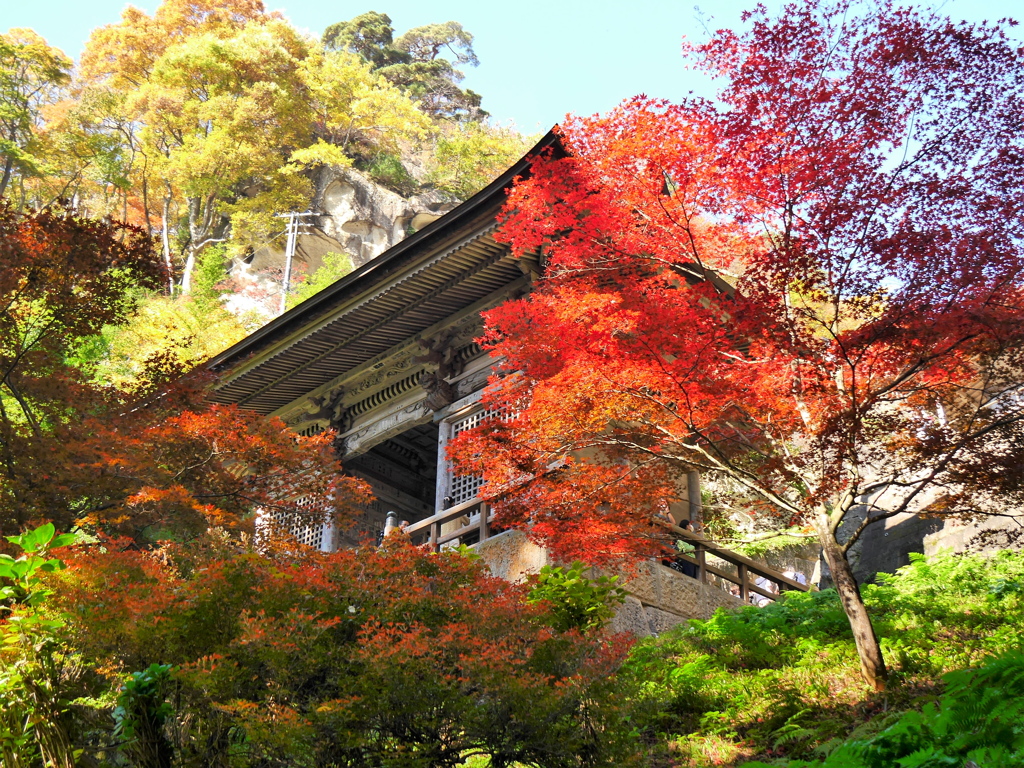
[0,202,366,541]
[450,0,1024,690]
[53,534,635,766]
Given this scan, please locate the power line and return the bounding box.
[274,211,318,315]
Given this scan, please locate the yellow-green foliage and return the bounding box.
[93,295,247,391]
[88,245,248,391]
[0,28,72,200]
[62,2,432,278]
[426,121,537,199]
[285,251,354,309]
[131,20,428,253]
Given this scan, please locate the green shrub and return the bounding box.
[364,152,417,195]
[527,561,627,633]
[113,663,175,768]
[623,549,1024,766]
[745,651,1024,767]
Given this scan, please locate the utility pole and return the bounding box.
[275,210,318,315]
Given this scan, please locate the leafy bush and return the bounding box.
[112,663,175,768]
[527,560,627,632]
[49,534,639,767]
[622,549,1024,766]
[732,528,817,560]
[746,652,1024,767]
[0,524,86,768]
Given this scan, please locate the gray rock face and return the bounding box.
[226,166,460,316]
[843,511,1024,586]
[314,167,458,268]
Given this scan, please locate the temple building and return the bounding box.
[207,131,805,630]
[209,132,557,549]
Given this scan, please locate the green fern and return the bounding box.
[762,652,1024,767]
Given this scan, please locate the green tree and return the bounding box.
[324,13,485,121]
[133,19,314,292]
[0,29,72,201]
[91,294,249,394]
[321,11,407,69]
[285,251,354,309]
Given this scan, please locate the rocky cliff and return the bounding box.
[224,166,460,317]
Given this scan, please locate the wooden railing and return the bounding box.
[655,519,809,602]
[401,505,809,604]
[404,498,493,550]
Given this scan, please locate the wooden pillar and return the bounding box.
[431,520,441,553]
[697,545,707,584]
[738,563,749,602]
[687,470,703,528]
[479,502,489,542]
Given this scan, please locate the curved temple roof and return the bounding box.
[208,130,561,416]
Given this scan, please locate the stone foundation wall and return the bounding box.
[610,559,743,636]
[474,531,743,637]
[473,530,551,582]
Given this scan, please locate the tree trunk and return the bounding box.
[141,165,152,235]
[182,195,211,295]
[817,523,888,691]
[180,248,196,294]
[161,190,174,294]
[0,155,13,198]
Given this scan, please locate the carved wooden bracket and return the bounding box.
[299,388,350,432]
[413,330,461,411]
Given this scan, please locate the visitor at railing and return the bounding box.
[378,511,412,546]
[752,575,778,606]
[783,568,807,586]
[663,519,700,579]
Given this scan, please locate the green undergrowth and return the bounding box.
[732,529,817,560]
[745,651,1024,767]
[622,549,1024,767]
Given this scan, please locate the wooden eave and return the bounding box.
[207,130,562,415]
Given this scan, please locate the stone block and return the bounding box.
[609,596,651,637]
[619,560,663,608]
[474,530,549,583]
[645,605,690,635]
[703,585,743,615]
[655,565,706,618]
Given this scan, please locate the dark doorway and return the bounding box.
[342,421,440,546]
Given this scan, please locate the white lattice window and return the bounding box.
[263,495,329,550]
[439,403,508,510]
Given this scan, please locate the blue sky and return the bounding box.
[5,0,1023,132]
